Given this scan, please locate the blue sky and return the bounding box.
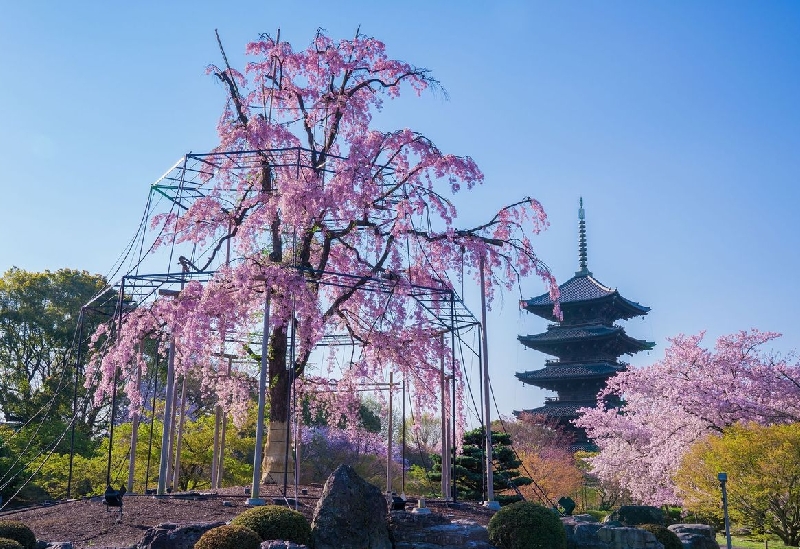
[1,2,798,422]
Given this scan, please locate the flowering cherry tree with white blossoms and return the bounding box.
[85,29,559,480]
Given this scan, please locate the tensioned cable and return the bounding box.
[0,408,80,511]
[488,379,558,508]
[0,319,85,488]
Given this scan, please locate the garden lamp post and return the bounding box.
[718,472,732,549]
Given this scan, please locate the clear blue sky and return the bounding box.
[1,2,798,421]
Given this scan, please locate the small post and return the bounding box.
[718,472,732,549]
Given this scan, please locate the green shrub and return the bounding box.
[194,524,261,549]
[231,504,311,544]
[487,501,566,549]
[638,524,683,549]
[0,521,35,549]
[0,538,23,549]
[584,509,609,522]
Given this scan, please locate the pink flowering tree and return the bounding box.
[576,329,800,505]
[85,29,558,481]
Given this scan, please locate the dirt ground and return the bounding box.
[0,485,495,548]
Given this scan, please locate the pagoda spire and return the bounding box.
[576,197,592,276]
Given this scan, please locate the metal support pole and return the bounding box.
[172,375,188,491]
[401,378,406,496]
[127,362,142,493]
[106,281,124,488]
[211,405,221,488]
[67,308,85,499]
[144,357,159,493]
[440,336,449,499]
[386,371,394,494]
[479,256,499,509]
[157,338,176,496]
[719,472,732,549]
[249,292,270,505]
[450,295,457,503]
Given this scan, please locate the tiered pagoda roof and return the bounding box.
[515,198,653,445]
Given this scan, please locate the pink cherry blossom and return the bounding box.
[87,30,558,451]
[576,329,800,505]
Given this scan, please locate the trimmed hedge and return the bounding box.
[0,522,35,549]
[488,501,566,549]
[194,524,261,549]
[0,538,23,549]
[231,504,311,544]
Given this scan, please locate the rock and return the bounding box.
[597,526,664,549]
[668,524,719,549]
[562,515,607,549]
[136,521,225,549]
[261,541,310,549]
[310,464,391,549]
[606,506,666,526]
[388,511,495,549]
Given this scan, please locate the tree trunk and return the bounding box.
[260,325,295,483]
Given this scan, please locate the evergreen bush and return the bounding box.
[194,524,261,549]
[0,538,23,549]
[231,504,311,544]
[0,521,35,549]
[638,524,683,549]
[487,501,566,549]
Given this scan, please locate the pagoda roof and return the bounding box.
[516,400,597,418]
[518,324,654,357]
[522,274,649,322]
[516,361,625,384]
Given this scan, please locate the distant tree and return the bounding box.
[0,267,114,432]
[577,330,800,505]
[431,427,531,503]
[676,422,800,546]
[504,414,582,506]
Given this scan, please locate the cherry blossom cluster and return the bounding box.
[576,329,800,505]
[88,29,558,441]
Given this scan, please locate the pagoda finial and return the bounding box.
[576,197,592,276]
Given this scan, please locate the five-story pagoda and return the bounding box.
[516,199,653,446]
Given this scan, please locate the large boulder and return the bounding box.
[606,507,666,526]
[597,527,664,549]
[311,465,391,549]
[668,524,719,549]
[389,511,494,549]
[562,515,607,549]
[136,521,225,549]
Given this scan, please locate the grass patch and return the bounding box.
[716,533,798,549]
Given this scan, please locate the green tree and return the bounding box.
[431,428,532,502]
[0,267,114,431]
[676,422,800,546]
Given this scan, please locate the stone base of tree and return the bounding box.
[261,422,295,484]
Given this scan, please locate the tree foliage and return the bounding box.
[504,414,582,505]
[0,267,112,429]
[86,29,558,476]
[431,427,531,502]
[577,330,800,505]
[676,422,800,546]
